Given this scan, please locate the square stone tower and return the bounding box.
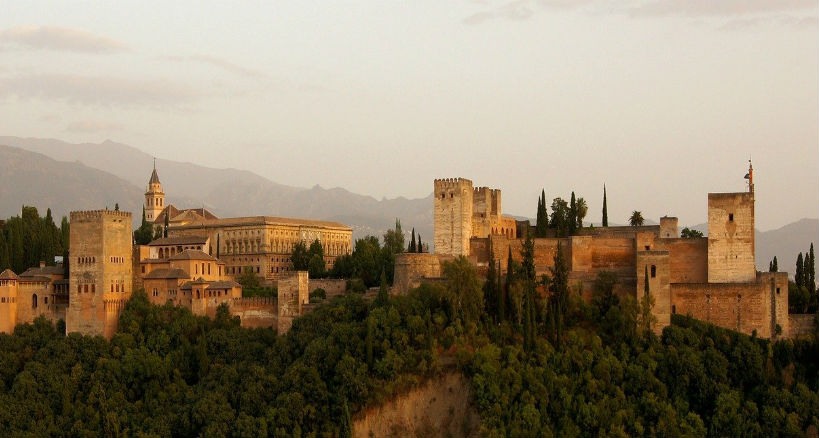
[707,192,755,283]
[434,178,474,256]
[67,210,133,338]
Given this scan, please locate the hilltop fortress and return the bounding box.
[397,164,796,338]
[0,162,807,340]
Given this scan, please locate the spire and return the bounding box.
[149,160,161,185]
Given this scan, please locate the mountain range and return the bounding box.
[0,136,815,278]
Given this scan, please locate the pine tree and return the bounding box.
[602,184,608,227]
[569,192,577,235]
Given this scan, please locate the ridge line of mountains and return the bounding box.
[0,136,815,278]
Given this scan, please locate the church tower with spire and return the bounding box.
[145,160,165,223]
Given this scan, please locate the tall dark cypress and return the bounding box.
[602,184,608,227]
[163,212,169,238]
[409,228,416,253]
[796,252,804,289]
[536,189,548,237]
[809,244,816,294]
[505,246,514,322]
[569,192,577,235]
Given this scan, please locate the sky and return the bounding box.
[0,1,816,231]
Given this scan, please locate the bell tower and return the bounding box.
[145,159,165,223]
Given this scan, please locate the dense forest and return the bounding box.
[2,249,819,436]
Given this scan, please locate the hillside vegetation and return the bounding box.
[1,257,818,436]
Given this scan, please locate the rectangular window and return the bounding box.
[650,265,657,278]
[729,213,734,221]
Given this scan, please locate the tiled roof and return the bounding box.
[144,268,191,280]
[0,269,19,280]
[174,215,351,230]
[20,265,64,277]
[149,236,209,246]
[208,280,241,289]
[168,250,218,262]
[149,168,161,184]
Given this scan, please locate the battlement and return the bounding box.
[70,210,133,220]
[434,178,473,192]
[473,186,501,195]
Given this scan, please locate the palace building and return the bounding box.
[143,165,353,281]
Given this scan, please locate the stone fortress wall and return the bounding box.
[398,168,802,339]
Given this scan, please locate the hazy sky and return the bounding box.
[1,1,816,231]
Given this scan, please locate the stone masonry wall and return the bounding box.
[434,178,473,256]
[277,271,308,334]
[393,253,447,295]
[671,281,772,338]
[708,192,755,282]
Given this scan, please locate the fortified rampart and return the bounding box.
[230,297,278,329]
[671,272,788,338]
[420,167,793,339]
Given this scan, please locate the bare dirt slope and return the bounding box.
[353,373,481,438]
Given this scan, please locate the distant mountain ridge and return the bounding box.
[1,136,814,269]
[0,137,433,241]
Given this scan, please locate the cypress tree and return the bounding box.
[417,234,422,253]
[569,192,577,235]
[521,230,536,352]
[498,259,505,322]
[216,234,221,259]
[163,212,169,238]
[773,256,778,272]
[809,244,816,294]
[375,269,389,307]
[536,189,548,237]
[549,243,569,346]
[409,228,416,253]
[365,316,374,369]
[484,238,497,321]
[505,246,514,322]
[0,229,9,270]
[602,184,608,227]
[796,252,804,289]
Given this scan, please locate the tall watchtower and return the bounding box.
[145,161,165,223]
[707,162,756,283]
[434,178,474,256]
[67,210,133,338]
